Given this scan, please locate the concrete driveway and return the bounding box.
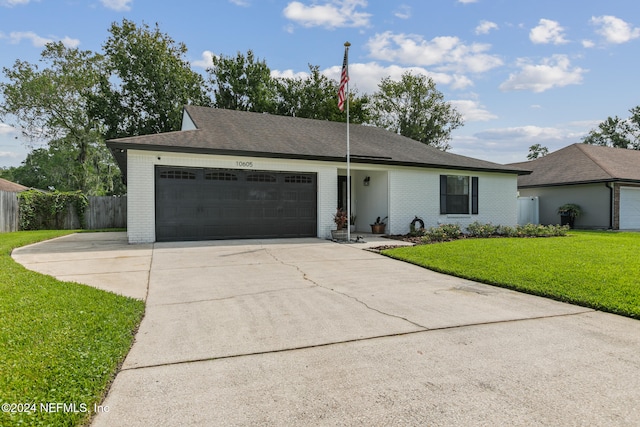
[12,232,640,426]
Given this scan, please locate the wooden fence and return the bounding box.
[0,190,19,233]
[85,196,127,229]
[0,191,127,232]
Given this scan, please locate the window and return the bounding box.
[440,175,478,215]
[284,175,313,184]
[246,173,276,183]
[205,172,238,181]
[160,170,196,180]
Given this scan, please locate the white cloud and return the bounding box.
[581,39,595,48]
[8,31,50,47]
[59,36,80,48]
[475,20,498,35]
[366,31,503,74]
[457,0,477,3]
[338,65,474,91]
[499,54,586,93]
[100,0,132,11]
[591,15,640,44]
[6,31,80,48]
[475,125,568,141]
[449,99,497,122]
[273,62,473,96]
[229,0,250,6]
[0,123,17,136]
[394,5,411,20]
[192,50,215,69]
[283,0,371,29]
[1,0,31,6]
[530,19,568,45]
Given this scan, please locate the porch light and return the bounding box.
[363,176,370,186]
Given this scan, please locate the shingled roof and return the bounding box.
[0,178,28,192]
[509,143,640,188]
[107,106,530,179]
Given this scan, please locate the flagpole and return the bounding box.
[344,41,351,242]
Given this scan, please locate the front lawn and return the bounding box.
[383,231,640,319]
[0,231,145,427]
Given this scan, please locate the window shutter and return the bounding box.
[440,175,447,214]
[471,176,479,214]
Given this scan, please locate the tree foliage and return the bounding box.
[208,50,276,113]
[0,42,122,194]
[4,141,124,195]
[368,72,463,151]
[527,143,549,160]
[274,64,369,123]
[582,106,640,150]
[92,19,211,140]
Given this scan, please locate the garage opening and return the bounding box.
[155,166,317,241]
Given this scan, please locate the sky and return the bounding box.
[1,0,639,168]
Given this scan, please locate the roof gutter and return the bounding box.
[106,141,531,177]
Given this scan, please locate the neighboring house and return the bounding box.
[107,106,529,243]
[509,143,640,230]
[0,178,28,193]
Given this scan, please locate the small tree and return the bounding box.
[527,144,549,160]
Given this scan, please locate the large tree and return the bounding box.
[0,42,122,194]
[368,72,463,151]
[207,50,277,113]
[274,64,369,123]
[3,140,124,194]
[91,19,211,140]
[582,106,640,150]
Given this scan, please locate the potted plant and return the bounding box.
[370,216,387,234]
[557,203,582,228]
[331,208,348,240]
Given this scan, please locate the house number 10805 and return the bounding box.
[236,161,253,168]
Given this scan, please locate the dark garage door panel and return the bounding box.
[155,167,317,241]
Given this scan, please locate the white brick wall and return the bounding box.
[126,150,519,243]
[389,168,518,234]
[126,150,338,243]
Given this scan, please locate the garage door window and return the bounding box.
[160,170,196,180]
[247,173,276,183]
[205,171,238,181]
[285,175,313,184]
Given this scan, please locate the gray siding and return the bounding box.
[519,183,611,228]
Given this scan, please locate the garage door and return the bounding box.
[155,167,317,241]
[620,187,640,230]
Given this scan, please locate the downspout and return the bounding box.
[607,182,614,229]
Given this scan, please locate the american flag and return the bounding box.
[338,46,349,112]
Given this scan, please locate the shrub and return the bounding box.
[515,223,569,237]
[418,222,569,244]
[422,223,462,243]
[18,190,88,230]
[467,221,498,238]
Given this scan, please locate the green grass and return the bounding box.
[0,231,145,427]
[383,231,640,319]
